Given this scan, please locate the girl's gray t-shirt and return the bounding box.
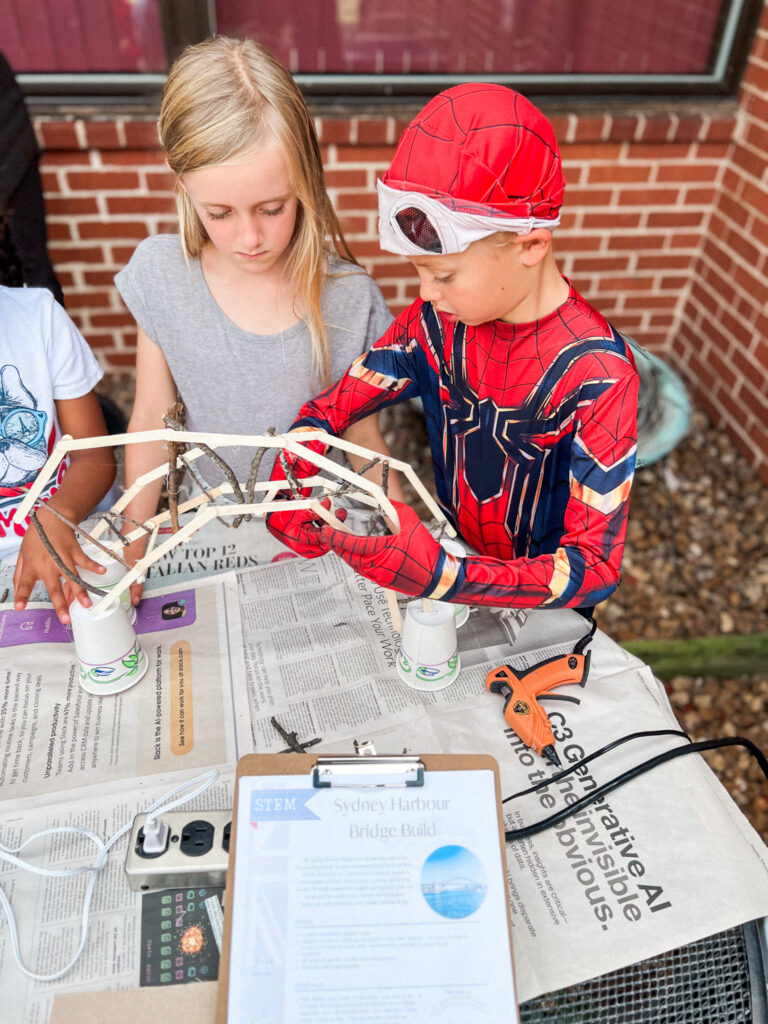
[115,234,393,483]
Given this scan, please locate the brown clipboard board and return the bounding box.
[215,752,516,1024]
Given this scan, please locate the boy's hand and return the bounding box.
[13,516,106,624]
[266,433,334,557]
[266,501,334,558]
[317,502,460,600]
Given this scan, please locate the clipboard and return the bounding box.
[216,752,518,1024]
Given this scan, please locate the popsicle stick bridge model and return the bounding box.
[13,426,453,615]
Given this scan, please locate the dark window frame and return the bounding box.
[17,0,763,112]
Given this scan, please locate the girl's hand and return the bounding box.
[13,517,106,624]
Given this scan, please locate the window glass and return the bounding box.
[215,0,726,76]
[1,0,167,72]
[1,0,756,96]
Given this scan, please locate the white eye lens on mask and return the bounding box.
[377,180,561,257]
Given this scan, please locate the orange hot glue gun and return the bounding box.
[485,650,591,767]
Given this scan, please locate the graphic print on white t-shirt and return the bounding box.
[0,362,62,551]
[0,363,50,488]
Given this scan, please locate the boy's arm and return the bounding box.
[266,318,418,551]
[284,369,639,610]
[122,327,179,605]
[295,313,421,437]
[270,317,419,486]
[13,391,116,622]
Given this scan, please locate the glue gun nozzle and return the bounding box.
[542,745,561,768]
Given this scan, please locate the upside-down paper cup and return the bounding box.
[69,599,148,696]
[439,537,469,627]
[77,544,136,624]
[396,599,460,691]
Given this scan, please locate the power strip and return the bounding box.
[124,809,232,892]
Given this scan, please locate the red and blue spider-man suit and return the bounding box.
[269,284,638,610]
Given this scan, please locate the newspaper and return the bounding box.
[0,574,247,1022]
[233,555,768,1003]
[0,574,250,796]
[0,515,282,607]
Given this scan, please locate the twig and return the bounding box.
[113,513,155,538]
[326,457,392,535]
[277,449,302,497]
[99,512,132,547]
[239,445,269,525]
[164,412,245,507]
[270,716,322,754]
[178,454,218,506]
[31,503,130,568]
[329,457,380,499]
[268,426,303,498]
[189,443,244,505]
[29,511,106,597]
[163,404,190,533]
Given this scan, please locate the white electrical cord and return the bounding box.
[0,768,220,981]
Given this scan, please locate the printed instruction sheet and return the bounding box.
[227,770,517,1024]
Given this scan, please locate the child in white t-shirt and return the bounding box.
[0,286,116,621]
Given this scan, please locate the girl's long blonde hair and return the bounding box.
[158,35,357,387]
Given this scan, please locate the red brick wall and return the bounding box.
[34,63,766,479]
[673,4,768,479]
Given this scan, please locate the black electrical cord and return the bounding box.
[504,734,768,843]
[504,728,690,802]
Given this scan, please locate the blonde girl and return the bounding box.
[116,36,400,597]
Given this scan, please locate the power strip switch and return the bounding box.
[124,809,232,892]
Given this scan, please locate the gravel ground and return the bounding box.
[99,380,768,843]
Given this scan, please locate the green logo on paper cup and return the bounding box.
[79,639,143,686]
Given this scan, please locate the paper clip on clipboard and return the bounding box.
[312,755,424,789]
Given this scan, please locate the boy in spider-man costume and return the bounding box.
[268,84,638,611]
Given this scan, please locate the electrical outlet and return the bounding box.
[124,809,232,892]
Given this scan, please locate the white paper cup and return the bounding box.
[439,538,469,627]
[69,599,148,696]
[77,544,136,624]
[396,599,460,691]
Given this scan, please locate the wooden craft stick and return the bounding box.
[386,590,403,632]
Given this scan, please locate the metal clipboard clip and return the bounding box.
[312,755,425,789]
